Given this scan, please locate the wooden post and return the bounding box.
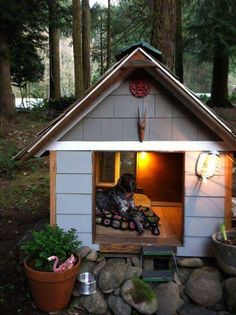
[224,153,233,229]
[92,152,96,244]
[50,151,57,226]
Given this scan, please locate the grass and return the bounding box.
[129,277,156,304]
[0,112,50,215]
[0,167,49,213]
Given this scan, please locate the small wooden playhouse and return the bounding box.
[16,43,236,257]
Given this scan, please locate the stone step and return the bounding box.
[142,270,174,282]
[142,246,175,256]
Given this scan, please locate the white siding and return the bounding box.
[185,196,225,217]
[57,151,92,173]
[57,194,92,214]
[185,217,224,237]
[56,151,98,249]
[57,214,92,233]
[56,174,92,194]
[177,152,226,257]
[177,237,214,257]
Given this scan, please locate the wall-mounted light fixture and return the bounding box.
[196,151,221,183]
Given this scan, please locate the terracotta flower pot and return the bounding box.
[24,255,81,312]
[212,230,236,276]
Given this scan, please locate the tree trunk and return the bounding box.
[82,0,91,90]
[73,0,84,98]
[49,0,61,101]
[151,0,176,71]
[106,0,112,70]
[208,49,232,108]
[175,0,183,82]
[0,31,13,115]
[100,14,104,76]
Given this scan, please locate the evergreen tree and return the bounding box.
[106,0,112,70]
[73,0,84,98]
[11,37,45,103]
[90,0,152,79]
[175,0,183,82]
[49,0,61,102]
[185,0,236,107]
[0,0,47,115]
[151,0,176,71]
[82,0,91,90]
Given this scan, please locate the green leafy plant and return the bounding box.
[220,223,227,241]
[48,96,77,111]
[21,224,82,271]
[198,94,211,104]
[230,92,236,103]
[129,277,156,304]
[0,142,18,177]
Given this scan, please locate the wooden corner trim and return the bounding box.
[50,151,57,226]
[225,153,233,229]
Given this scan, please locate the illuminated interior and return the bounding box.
[96,151,184,202]
[94,151,184,245]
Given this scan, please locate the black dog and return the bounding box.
[96,173,146,234]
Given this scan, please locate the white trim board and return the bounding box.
[43,141,231,153]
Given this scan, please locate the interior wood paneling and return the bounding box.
[136,152,184,202]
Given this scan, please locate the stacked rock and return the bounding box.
[69,247,236,315]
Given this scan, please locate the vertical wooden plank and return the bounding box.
[50,151,57,226]
[225,153,233,229]
[181,152,185,243]
[92,152,96,244]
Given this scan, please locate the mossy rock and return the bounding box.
[121,278,158,314]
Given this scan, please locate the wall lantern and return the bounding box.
[196,151,221,183]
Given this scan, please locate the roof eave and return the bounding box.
[14,48,146,161]
[14,47,236,161]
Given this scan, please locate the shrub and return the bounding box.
[230,92,236,103]
[198,94,210,104]
[49,96,77,111]
[0,142,18,177]
[21,224,82,271]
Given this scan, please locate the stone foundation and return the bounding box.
[68,247,236,315]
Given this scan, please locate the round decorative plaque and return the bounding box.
[129,78,151,98]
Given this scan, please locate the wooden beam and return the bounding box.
[224,153,233,229]
[92,152,96,244]
[121,60,156,68]
[100,244,141,254]
[96,234,182,248]
[50,151,57,226]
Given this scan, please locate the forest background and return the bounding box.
[0,1,236,313]
[1,0,236,115]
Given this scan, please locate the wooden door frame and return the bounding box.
[92,151,185,252]
[50,150,57,226]
[225,153,233,229]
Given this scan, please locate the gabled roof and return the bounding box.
[14,46,236,161]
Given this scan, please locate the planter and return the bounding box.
[212,230,236,275]
[24,255,81,312]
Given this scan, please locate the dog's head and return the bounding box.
[116,173,136,193]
